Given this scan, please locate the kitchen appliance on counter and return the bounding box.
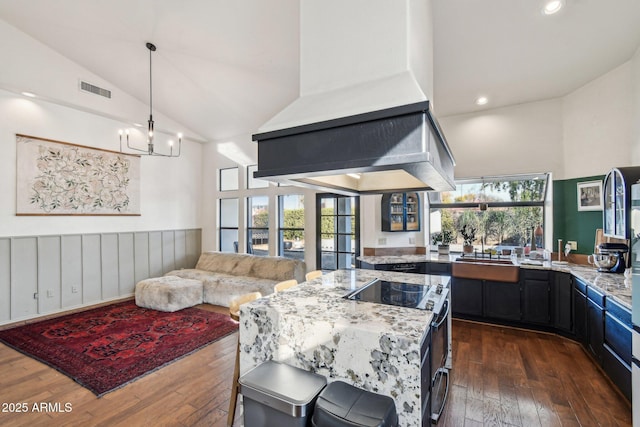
[591,243,629,273]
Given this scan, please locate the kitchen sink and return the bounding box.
[452,259,519,283]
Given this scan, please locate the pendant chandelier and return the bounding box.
[119,42,182,157]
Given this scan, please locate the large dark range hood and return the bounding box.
[252,100,455,195]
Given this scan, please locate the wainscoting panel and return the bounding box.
[162,231,176,273]
[118,233,135,295]
[149,231,163,278]
[61,235,83,309]
[101,233,120,300]
[134,232,150,284]
[0,228,201,325]
[82,234,102,305]
[10,237,38,320]
[37,236,62,314]
[0,238,10,322]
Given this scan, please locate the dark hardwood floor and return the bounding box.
[0,306,632,427]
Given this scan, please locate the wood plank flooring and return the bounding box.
[0,305,632,427]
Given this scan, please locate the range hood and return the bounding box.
[252,0,455,195]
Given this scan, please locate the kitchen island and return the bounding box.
[239,268,451,427]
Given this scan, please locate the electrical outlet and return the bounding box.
[47,290,54,298]
[568,241,577,250]
[409,237,416,244]
[72,286,78,294]
[378,238,387,245]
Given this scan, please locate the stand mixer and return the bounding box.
[595,243,629,273]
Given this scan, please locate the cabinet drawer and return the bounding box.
[604,312,632,365]
[606,298,631,328]
[587,286,605,308]
[521,268,549,281]
[603,344,631,401]
[574,278,587,294]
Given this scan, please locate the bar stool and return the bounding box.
[305,270,323,281]
[274,279,298,293]
[227,291,262,427]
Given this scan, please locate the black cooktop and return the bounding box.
[345,278,433,310]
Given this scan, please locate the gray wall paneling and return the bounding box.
[134,232,150,284]
[10,237,38,320]
[38,236,61,314]
[61,235,82,308]
[0,238,10,322]
[149,231,163,278]
[118,233,135,295]
[0,228,201,325]
[101,234,120,300]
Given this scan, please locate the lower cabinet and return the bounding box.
[451,277,483,317]
[586,288,605,366]
[484,281,521,321]
[574,279,588,346]
[553,272,573,334]
[522,279,551,325]
[603,298,632,401]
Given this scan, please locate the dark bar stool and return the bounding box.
[311,381,398,427]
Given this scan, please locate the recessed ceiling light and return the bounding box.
[542,0,564,15]
[21,92,36,98]
[475,96,488,106]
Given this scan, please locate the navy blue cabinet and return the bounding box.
[603,297,632,400]
[552,272,573,334]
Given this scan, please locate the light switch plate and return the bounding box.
[378,238,387,245]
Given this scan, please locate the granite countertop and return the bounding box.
[357,254,632,310]
[241,269,450,338]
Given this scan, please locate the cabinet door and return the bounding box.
[405,192,420,231]
[552,272,573,333]
[603,171,616,237]
[451,277,482,317]
[484,281,521,321]
[574,288,587,345]
[522,279,550,325]
[587,298,605,365]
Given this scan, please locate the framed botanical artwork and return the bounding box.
[16,134,141,216]
[577,180,603,211]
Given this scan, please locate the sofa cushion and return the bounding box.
[194,251,305,283]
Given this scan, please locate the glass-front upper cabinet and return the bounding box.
[603,167,640,240]
[381,192,421,232]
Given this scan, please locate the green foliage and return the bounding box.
[282,208,304,240]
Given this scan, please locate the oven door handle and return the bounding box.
[432,299,450,329]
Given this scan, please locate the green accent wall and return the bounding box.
[553,175,605,255]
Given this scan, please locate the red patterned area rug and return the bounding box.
[0,301,237,396]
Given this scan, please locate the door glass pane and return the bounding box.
[337,234,353,252]
[337,253,353,269]
[247,229,268,256]
[321,251,337,270]
[615,173,625,237]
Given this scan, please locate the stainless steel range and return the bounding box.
[345,278,451,425]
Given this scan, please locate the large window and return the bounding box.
[317,194,359,270]
[247,196,269,256]
[279,194,305,260]
[219,198,239,252]
[429,174,549,253]
[219,167,238,191]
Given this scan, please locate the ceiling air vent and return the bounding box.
[79,80,111,99]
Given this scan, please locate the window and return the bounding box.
[247,164,269,189]
[279,194,305,260]
[219,167,239,191]
[428,174,549,253]
[317,194,360,270]
[247,196,269,256]
[219,198,239,252]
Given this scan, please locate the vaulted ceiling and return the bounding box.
[0,0,639,142]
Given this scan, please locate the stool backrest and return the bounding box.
[274,279,298,293]
[229,292,262,320]
[305,270,322,281]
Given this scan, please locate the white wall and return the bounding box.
[439,99,564,179]
[563,61,633,179]
[0,18,202,237]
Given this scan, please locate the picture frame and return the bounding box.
[577,180,603,211]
